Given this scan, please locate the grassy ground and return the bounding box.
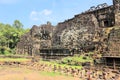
[0,52,93,69]
[61,55,93,63]
[0,66,60,77]
[38,52,94,69]
[0,66,80,80]
[0,53,92,80]
[0,58,30,62]
[39,71,62,76]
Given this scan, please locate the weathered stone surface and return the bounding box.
[16,0,120,57]
[16,22,54,56]
[105,28,120,56]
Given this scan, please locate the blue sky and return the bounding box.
[0,0,112,29]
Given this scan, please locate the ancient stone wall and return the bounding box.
[16,22,54,55]
[53,4,115,52]
[16,0,120,56]
[104,28,120,56]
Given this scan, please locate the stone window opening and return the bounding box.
[103,20,113,27]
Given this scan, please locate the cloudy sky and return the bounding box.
[0,0,112,28]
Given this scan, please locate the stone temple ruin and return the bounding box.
[103,28,120,69]
[16,0,120,62]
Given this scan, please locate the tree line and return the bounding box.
[0,20,29,55]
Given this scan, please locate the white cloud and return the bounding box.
[30,11,39,21]
[30,11,38,16]
[30,9,53,22]
[0,0,18,4]
[40,9,52,16]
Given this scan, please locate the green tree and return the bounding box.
[0,20,29,54]
[13,20,23,29]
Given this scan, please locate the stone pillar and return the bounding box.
[113,58,116,69]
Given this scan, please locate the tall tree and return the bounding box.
[13,20,23,29]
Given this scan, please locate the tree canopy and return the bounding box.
[0,20,29,54]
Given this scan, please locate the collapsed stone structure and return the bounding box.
[16,22,54,56]
[16,0,120,59]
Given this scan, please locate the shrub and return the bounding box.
[82,56,87,60]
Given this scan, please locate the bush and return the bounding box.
[82,56,87,60]
[59,55,92,66]
[0,47,5,54]
[0,47,13,55]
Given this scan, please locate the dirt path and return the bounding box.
[0,66,80,80]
